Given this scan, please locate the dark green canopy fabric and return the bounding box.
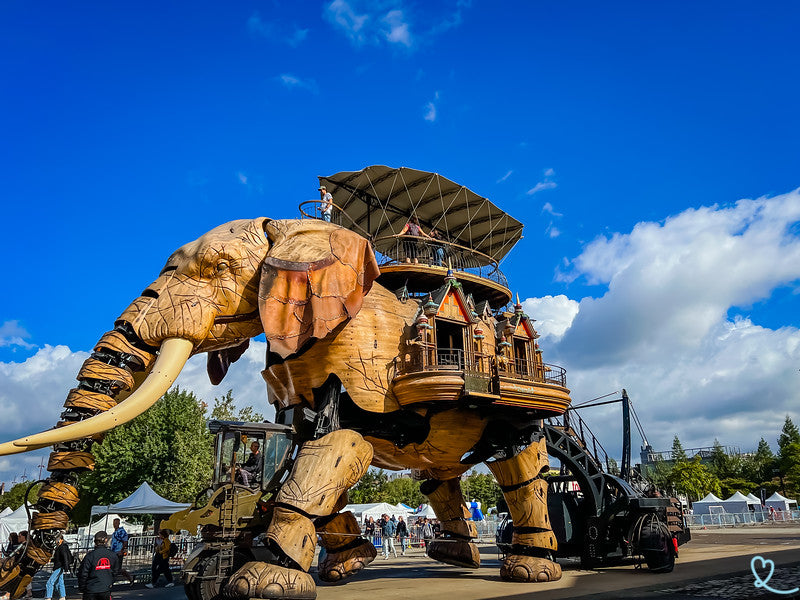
[318,165,524,263]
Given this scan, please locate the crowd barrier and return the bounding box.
[686,509,800,528]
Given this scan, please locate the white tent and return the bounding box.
[765,492,798,512]
[78,513,144,537]
[0,504,32,548]
[343,503,407,524]
[0,507,12,517]
[722,492,750,513]
[692,493,725,515]
[410,503,437,520]
[90,482,191,517]
[745,493,764,510]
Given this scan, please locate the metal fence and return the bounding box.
[686,510,800,528]
[36,533,203,582]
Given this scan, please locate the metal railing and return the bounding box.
[686,510,800,528]
[497,359,567,387]
[398,346,466,373]
[548,411,611,473]
[298,201,510,289]
[373,235,509,288]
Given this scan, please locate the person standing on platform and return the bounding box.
[318,186,333,222]
[78,531,120,600]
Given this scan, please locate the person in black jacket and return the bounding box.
[46,534,72,600]
[78,531,120,600]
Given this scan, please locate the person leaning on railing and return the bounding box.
[395,217,432,264]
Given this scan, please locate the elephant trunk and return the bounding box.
[0,324,193,598]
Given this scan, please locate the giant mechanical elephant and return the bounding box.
[0,218,562,599]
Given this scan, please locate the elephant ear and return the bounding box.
[207,339,250,385]
[258,220,380,358]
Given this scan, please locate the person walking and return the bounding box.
[380,514,397,559]
[421,518,434,550]
[396,516,409,556]
[146,530,174,588]
[78,531,120,600]
[45,533,72,600]
[110,518,135,584]
[318,185,333,222]
[146,529,174,588]
[364,516,376,544]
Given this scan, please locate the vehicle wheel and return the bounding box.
[194,551,250,600]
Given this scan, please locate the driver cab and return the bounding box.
[209,420,294,491]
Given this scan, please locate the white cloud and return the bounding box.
[324,1,470,49]
[524,189,800,460]
[238,172,248,185]
[324,0,371,45]
[547,224,561,238]
[278,74,319,94]
[497,170,513,183]
[383,10,412,46]
[0,321,34,349]
[424,91,439,122]
[528,167,558,196]
[542,202,563,217]
[527,181,557,195]
[522,295,580,341]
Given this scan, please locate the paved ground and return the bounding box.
[48,526,800,600]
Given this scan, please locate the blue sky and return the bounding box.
[1,1,799,484]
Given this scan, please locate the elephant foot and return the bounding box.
[500,554,562,582]
[224,561,316,600]
[318,539,376,583]
[426,539,480,569]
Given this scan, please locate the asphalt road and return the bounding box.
[49,526,800,600]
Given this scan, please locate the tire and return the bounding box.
[194,551,250,600]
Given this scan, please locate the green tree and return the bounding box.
[777,416,800,498]
[0,482,41,512]
[778,416,800,450]
[669,456,721,501]
[382,477,424,507]
[671,435,688,462]
[607,457,620,476]
[210,389,265,422]
[460,471,503,511]
[349,469,389,503]
[80,387,213,507]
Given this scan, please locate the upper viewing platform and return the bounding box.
[300,165,525,308]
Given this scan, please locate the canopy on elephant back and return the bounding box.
[317,165,524,265]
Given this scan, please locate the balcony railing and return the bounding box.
[497,359,567,387]
[374,235,509,288]
[299,200,509,288]
[397,346,567,388]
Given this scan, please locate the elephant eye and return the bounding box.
[216,261,230,275]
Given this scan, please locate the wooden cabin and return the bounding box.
[306,165,571,418]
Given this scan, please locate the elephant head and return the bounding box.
[0,217,379,455]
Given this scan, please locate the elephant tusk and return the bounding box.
[0,338,193,456]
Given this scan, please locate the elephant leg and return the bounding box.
[421,478,480,569]
[315,508,376,583]
[224,430,372,600]
[487,436,561,583]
